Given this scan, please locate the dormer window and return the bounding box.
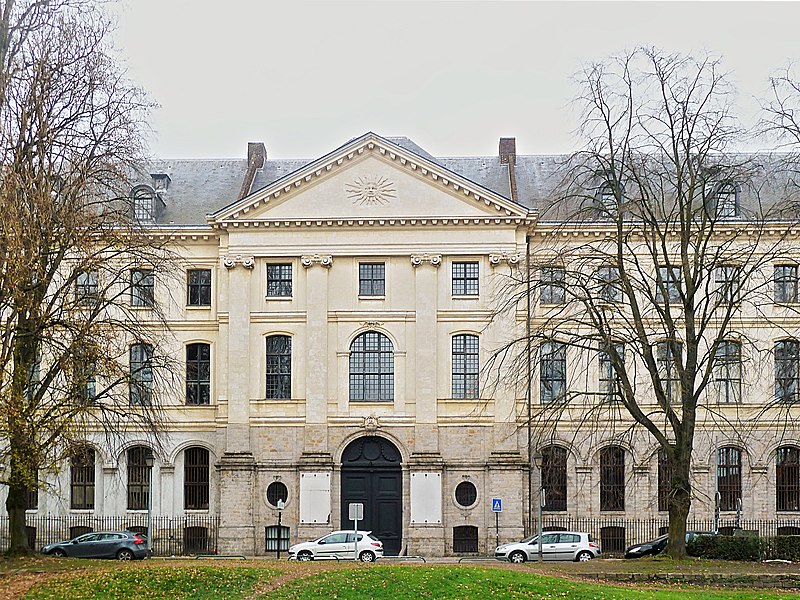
[132,186,155,223]
[596,180,625,213]
[714,181,739,218]
[151,173,170,192]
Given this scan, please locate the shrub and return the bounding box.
[763,535,800,561]
[688,534,800,561]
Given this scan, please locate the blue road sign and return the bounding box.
[491,498,502,512]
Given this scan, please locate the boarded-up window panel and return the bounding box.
[299,472,330,524]
[410,472,442,523]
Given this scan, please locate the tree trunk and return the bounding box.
[665,454,692,559]
[6,457,31,556]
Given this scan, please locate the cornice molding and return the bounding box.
[214,216,532,229]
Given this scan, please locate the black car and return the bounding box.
[41,531,151,560]
[624,531,715,559]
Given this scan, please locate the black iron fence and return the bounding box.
[532,516,800,555]
[0,515,219,556]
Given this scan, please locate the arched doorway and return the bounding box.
[341,436,402,555]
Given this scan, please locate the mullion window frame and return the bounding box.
[777,446,800,512]
[716,447,742,512]
[184,447,210,510]
[358,263,385,297]
[186,343,211,405]
[187,269,212,306]
[266,335,292,400]
[266,264,293,298]
[70,448,95,510]
[600,446,625,511]
[349,331,394,402]
[130,269,154,307]
[775,265,799,304]
[127,446,152,511]
[452,261,479,296]
[451,334,479,399]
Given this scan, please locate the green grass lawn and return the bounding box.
[24,565,281,600]
[262,565,800,600]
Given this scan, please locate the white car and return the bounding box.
[288,530,384,562]
[495,531,601,562]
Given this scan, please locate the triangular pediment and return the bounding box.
[208,133,531,226]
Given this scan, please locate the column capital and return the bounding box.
[489,252,520,267]
[223,255,255,269]
[301,254,333,268]
[410,254,442,268]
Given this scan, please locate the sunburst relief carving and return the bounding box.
[345,175,396,206]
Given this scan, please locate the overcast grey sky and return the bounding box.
[111,1,800,159]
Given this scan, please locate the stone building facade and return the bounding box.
[9,132,800,556]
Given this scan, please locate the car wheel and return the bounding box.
[116,548,134,561]
[508,550,526,564]
[359,550,376,563]
[51,549,66,558]
[297,551,313,561]
[576,551,593,562]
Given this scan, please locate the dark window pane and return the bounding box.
[776,339,800,403]
[540,341,566,403]
[452,261,479,296]
[187,269,212,306]
[131,269,154,307]
[777,447,800,512]
[130,343,153,405]
[267,264,293,297]
[266,335,292,399]
[455,482,477,507]
[716,447,742,512]
[70,448,95,510]
[542,446,567,511]
[452,334,479,399]
[359,263,385,296]
[127,446,152,510]
[658,449,672,512]
[600,446,625,511]
[349,331,393,402]
[186,343,211,405]
[540,267,565,305]
[775,265,799,304]
[184,447,209,510]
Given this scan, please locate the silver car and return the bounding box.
[288,530,384,562]
[495,531,601,562]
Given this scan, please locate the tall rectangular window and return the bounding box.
[714,182,739,218]
[187,269,212,306]
[186,343,211,405]
[598,344,624,403]
[266,264,292,297]
[657,341,682,404]
[777,447,800,512]
[359,263,385,296]
[657,449,672,512]
[127,446,152,511]
[600,446,625,511]
[184,447,210,510]
[76,270,98,305]
[71,447,95,510]
[715,265,740,305]
[130,343,153,405]
[452,334,479,399]
[26,471,38,511]
[776,339,800,403]
[775,265,799,304]
[716,447,742,512]
[541,446,567,511]
[596,266,621,303]
[452,261,479,296]
[540,341,566,404]
[130,269,154,307]
[715,340,741,403]
[540,267,565,305]
[656,266,680,304]
[266,335,291,399]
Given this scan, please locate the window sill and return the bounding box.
[349,400,394,404]
[129,305,154,310]
[265,296,293,301]
[184,403,213,407]
[184,508,210,514]
[358,296,385,301]
[70,509,94,514]
[452,295,479,300]
[186,304,212,310]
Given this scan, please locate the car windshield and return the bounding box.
[518,535,537,544]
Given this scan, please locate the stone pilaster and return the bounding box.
[412,254,440,454]
[216,453,256,554]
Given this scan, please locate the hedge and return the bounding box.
[687,534,800,561]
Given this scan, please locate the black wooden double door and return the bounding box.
[340,436,403,556]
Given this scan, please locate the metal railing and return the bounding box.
[0,515,220,557]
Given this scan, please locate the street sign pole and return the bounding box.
[491,498,502,548]
[348,503,364,562]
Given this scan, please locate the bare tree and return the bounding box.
[0,2,175,554]
[491,48,799,558]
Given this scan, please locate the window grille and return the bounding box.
[130,269,154,307]
[778,526,800,535]
[775,265,799,303]
[455,482,477,507]
[715,340,741,403]
[540,267,565,305]
[71,447,95,510]
[657,449,672,512]
[600,446,625,511]
[266,264,292,297]
[127,446,152,510]
[349,331,394,402]
[598,344,624,403]
[777,446,800,512]
[717,447,742,512]
[265,525,290,552]
[452,334,479,399]
[600,526,626,554]
[184,447,209,510]
[266,335,291,399]
[452,261,479,295]
[184,526,209,554]
[540,341,566,404]
[452,525,478,553]
[541,446,567,511]
[266,481,288,507]
[359,263,385,296]
[186,343,211,405]
[187,269,212,306]
[130,343,153,405]
[775,339,800,403]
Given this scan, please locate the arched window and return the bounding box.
[777,446,800,512]
[349,331,393,402]
[184,447,209,510]
[596,180,625,213]
[129,343,153,405]
[70,447,95,510]
[541,446,567,511]
[266,335,291,400]
[186,343,211,405]
[452,334,479,399]
[127,446,153,510]
[775,339,800,403]
[657,449,671,512]
[717,447,742,512]
[600,446,625,511]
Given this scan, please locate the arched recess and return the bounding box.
[340,436,402,556]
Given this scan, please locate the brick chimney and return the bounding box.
[499,137,518,201]
[239,142,267,199]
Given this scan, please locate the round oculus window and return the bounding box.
[266,481,288,507]
[455,481,478,507]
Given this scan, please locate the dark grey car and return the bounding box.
[41,531,150,560]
